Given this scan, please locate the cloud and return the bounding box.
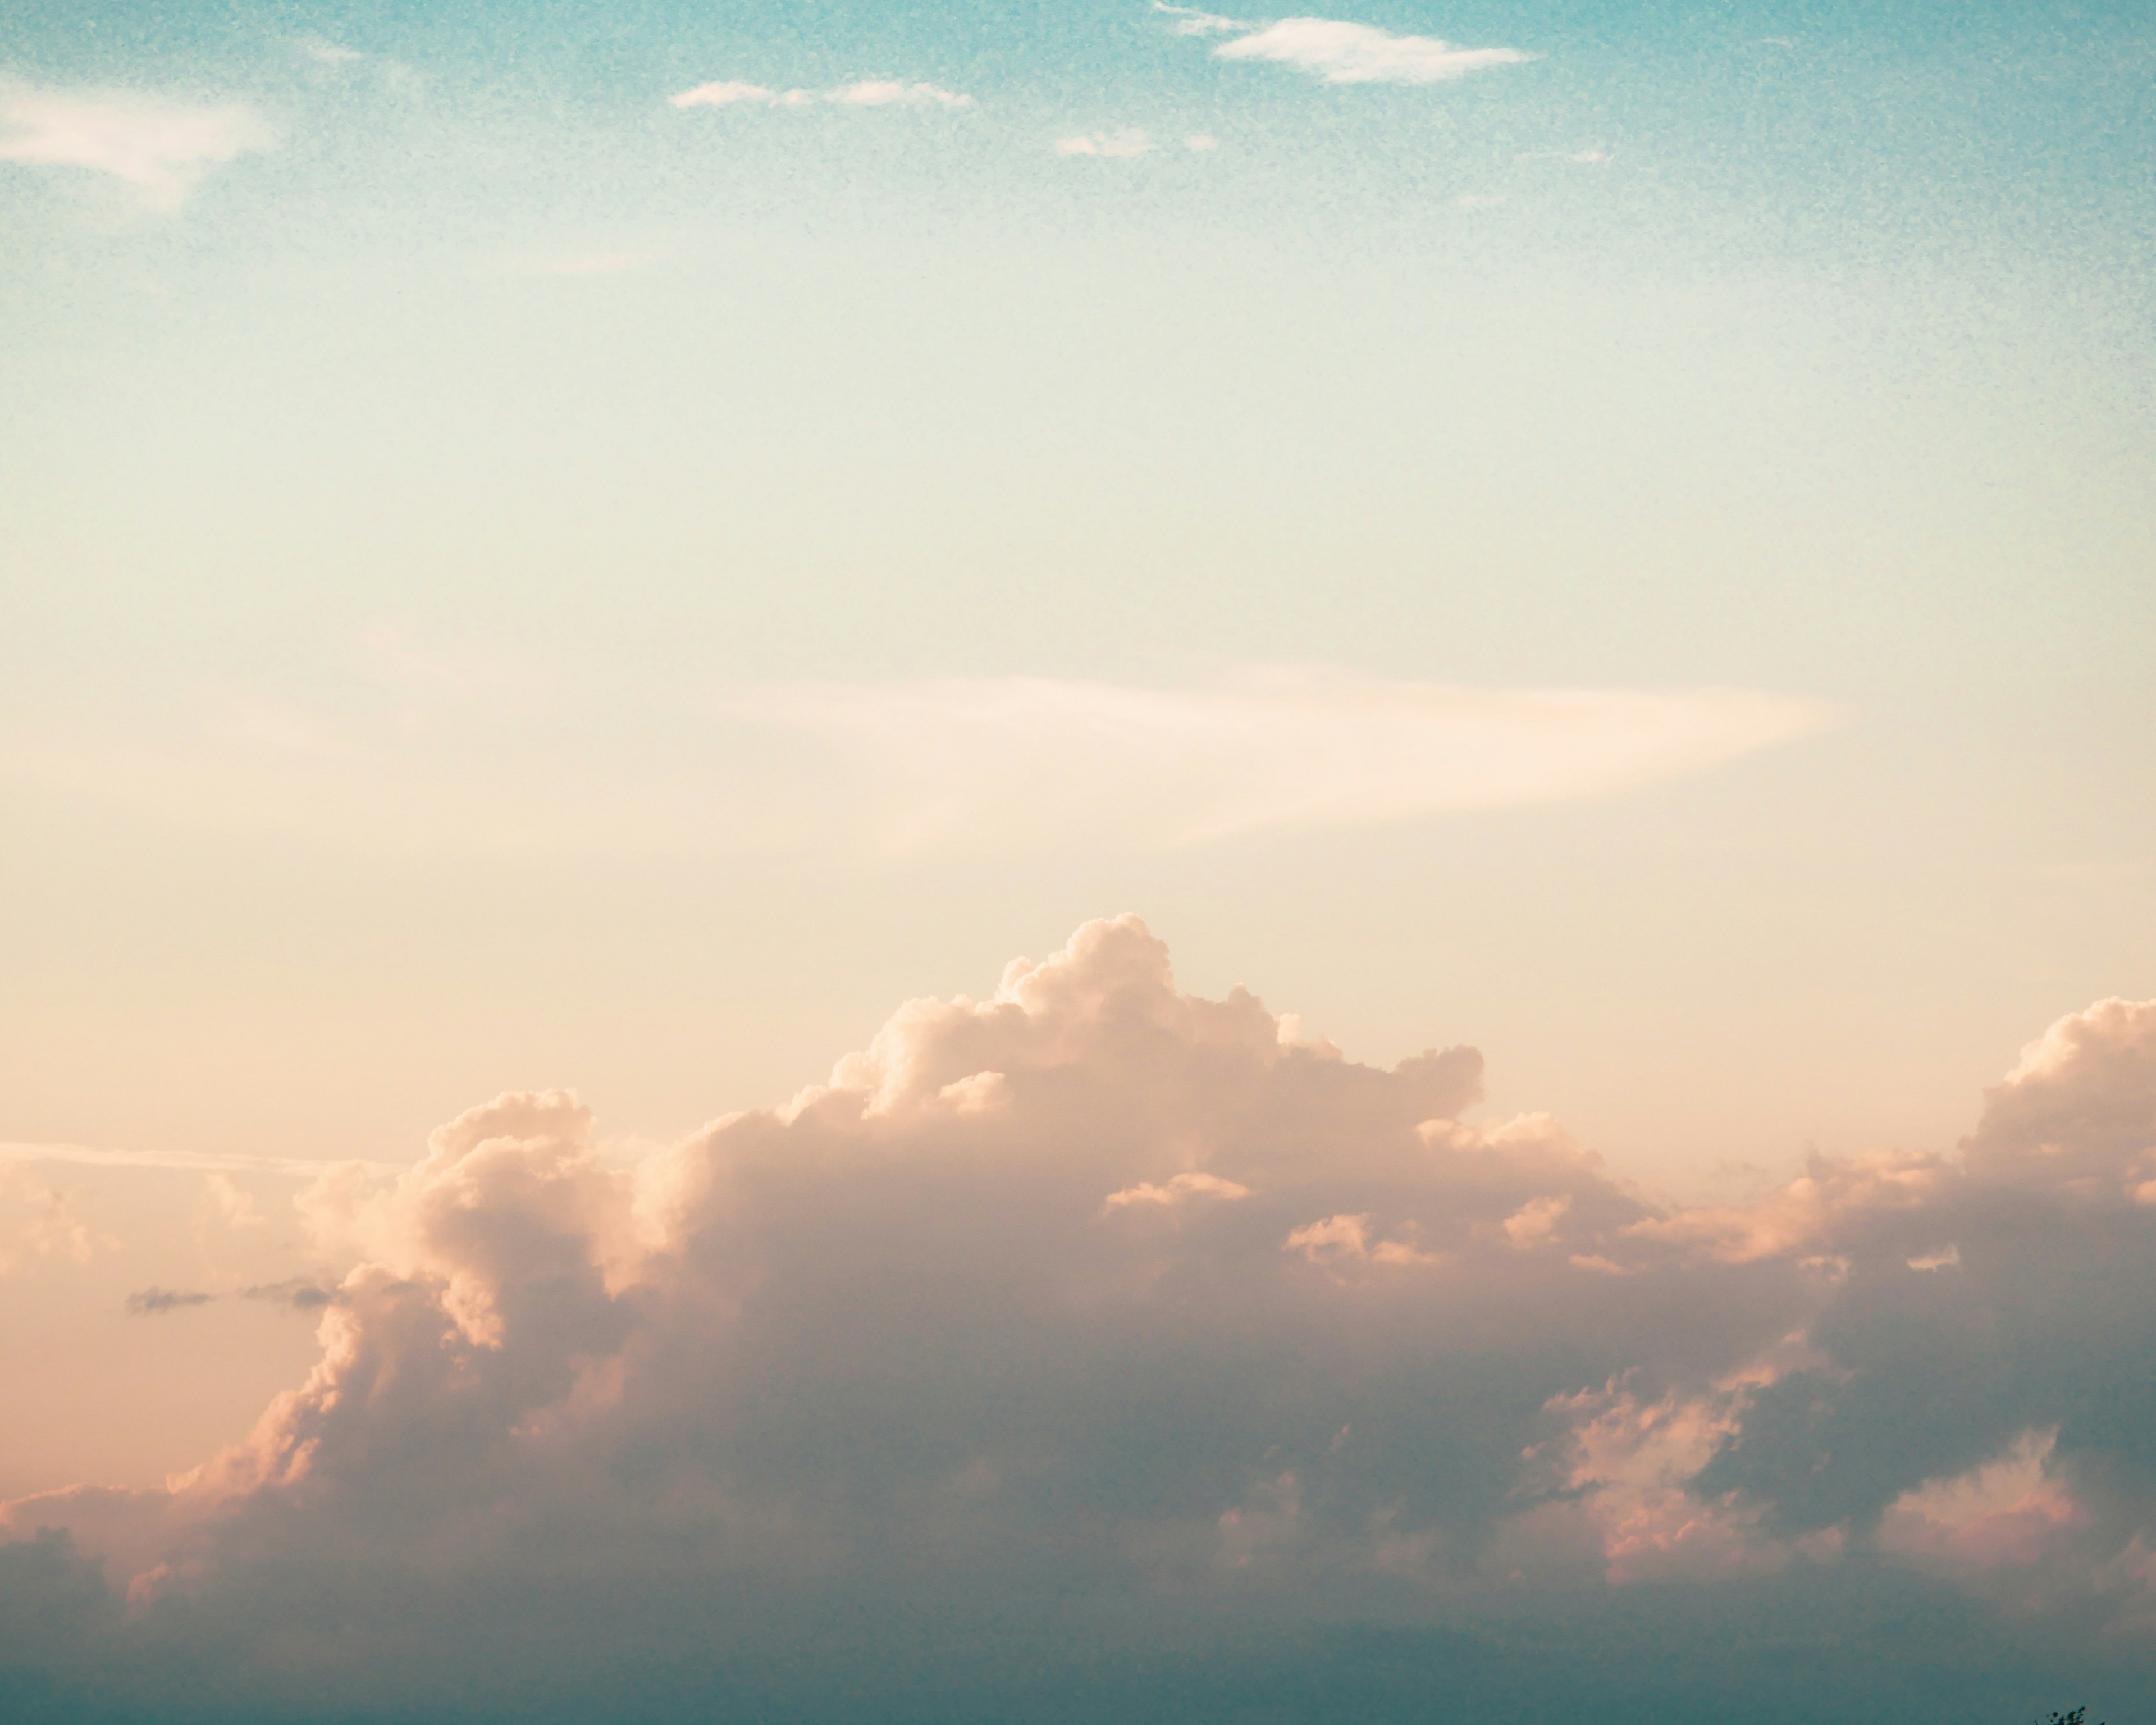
[239,1278,338,1310]
[1209,18,1529,85]
[0,83,274,209]
[1056,129,1153,157]
[1153,2,1249,36]
[0,1163,111,1274]
[2,1140,394,1178]
[671,79,972,110]
[726,670,1837,850]
[123,1288,214,1317]
[3,669,1835,859]
[4,929,2155,1717]
[1103,1170,1251,1210]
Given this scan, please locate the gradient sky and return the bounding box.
[2,3,2154,1719]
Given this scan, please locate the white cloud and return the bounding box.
[0,83,275,209]
[669,80,775,107]
[1153,2,1249,36]
[1184,133,1219,150]
[1211,18,1529,85]
[671,78,972,110]
[1056,129,1153,157]
[4,668,1835,859]
[727,670,1837,850]
[831,79,974,108]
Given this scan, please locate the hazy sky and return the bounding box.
[2,2,2153,1719]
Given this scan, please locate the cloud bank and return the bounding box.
[0,82,273,209]
[2,920,2154,1719]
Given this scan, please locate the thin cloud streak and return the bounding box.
[0,1142,398,1178]
[2,671,1837,857]
[728,672,1839,850]
[670,79,973,110]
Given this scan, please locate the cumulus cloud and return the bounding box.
[0,83,274,209]
[3,930,2154,1718]
[670,79,972,109]
[1206,18,1529,85]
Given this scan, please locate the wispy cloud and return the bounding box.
[670,79,972,110]
[725,671,1837,850]
[0,82,274,209]
[124,1286,214,1316]
[1153,1,1249,35]
[2,670,1835,857]
[1,1140,395,1177]
[1205,17,1529,85]
[241,1278,339,1310]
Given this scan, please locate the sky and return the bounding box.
[2,1,2154,1720]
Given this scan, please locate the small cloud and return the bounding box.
[1153,2,1248,35]
[0,83,275,210]
[1519,147,1610,164]
[1907,1245,1961,1272]
[1211,19,1528,86]
[1184,133,1219,150]
[670,79,972,110]
[241,1279,339,1311]
[1104,1171,1252,1212]
[126,1286,215,1316]
[1456,193,1505,209]
[298,38,366,66]
[1056,129,1153,157]
[1285,1213,1441,1268]
[670,80,774,108]
[1757,36,1797,48]
[829,80,972,108]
